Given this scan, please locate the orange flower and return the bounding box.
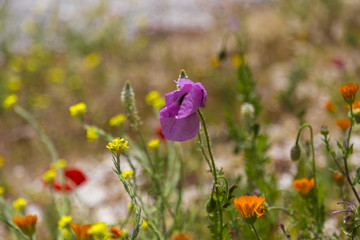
[336,118,351,131]
[292,178,314,195]
[325,101,335,112]
[110,227,122,239]
[346,99,360,111]
[333,170,345,183]
[339,83,358,104]
[71,223,92,240]
[12,214,37,237]
[171,233,192,240]
[234,195,265,224]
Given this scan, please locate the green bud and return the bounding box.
[121,82,141,131]
[206,198,217,213]
[290,144,301,161]
[320,125,329,136]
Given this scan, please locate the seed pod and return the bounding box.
[206,198,217,213]
[290,144,301,161]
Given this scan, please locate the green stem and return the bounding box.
[250,223,261,240]
[13,105,68,215]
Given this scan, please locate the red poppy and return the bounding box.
[43,167,87,193]
[156,125,165,141]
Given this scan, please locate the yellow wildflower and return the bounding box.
[25,57,40,72]
[127,202,133,210]
[3,94,17,109]
[141,220,149,230]
[106,138,129,155]
[10,57,23,72]
[7,76,22,92]
[51,159,67,169]
[209,55,220,68]
[86,127,98,142]
[153,97,165,110]
[122,170,134,180]
[42,169,56,183]
[61,229,71,238]
[29,94,51,109]
[0,155,4,167]
[145,91,161,105]
[83,52,102,69]
[47,67,65,83]
[58,216,72,229]
[0,186,5,195]
[69,102,87,117]
[109,114,126,126]
[13,198,27,209]
[148,139,160,149]
[88,222,108,236]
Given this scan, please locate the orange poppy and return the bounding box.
[234,195,265,224]
[339,83,358,104]
[292,178,314,195]
[12,214,37,237]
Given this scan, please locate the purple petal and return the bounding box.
[177,86,202,118]
[160,112,200,141]
[195,82,207,107]
[178,78,195,88]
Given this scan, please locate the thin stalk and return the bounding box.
[250,224,261,240]
[344,105,360,203]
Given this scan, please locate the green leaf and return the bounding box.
[354,167,360,185]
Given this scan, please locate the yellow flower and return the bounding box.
[29,94,51,109]
[83,52,102,69]
[122,170,134,180]
[88,222,108,236]
[47,67,65,83]
[42,169,56,183]
[58,216,72,229]
[25,57,40,72]
[69,102,87,117]
[0,186,5,195]
[12,214,37,237]
[0,155,4,167]
[209,55,221,68]
[51,159,67,169]
[141,220,149,230]
[292,178,314,195]
[127,202,133,210]
[7,76,22,92]
[145,91,161,105]
[153,97,165,110]
[340,83,359,104]
[106,138,129,155]
[3,94,17,109]
[13,198,27,209]
[86,127,98,142]
[61,229,71,237]
[109,114,126,126]
[234,195,266,224]
[148,139,160,149]
[231,54,247,68]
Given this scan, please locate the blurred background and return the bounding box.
[1,0,360,238]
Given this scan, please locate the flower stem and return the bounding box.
[250,223,261,240]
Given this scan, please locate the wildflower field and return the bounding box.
[2,0,360,239]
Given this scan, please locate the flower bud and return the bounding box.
[290,144,301,161]
[320,125,329,136]
[206,198,217,213]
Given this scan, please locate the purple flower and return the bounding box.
[160,78,207,141]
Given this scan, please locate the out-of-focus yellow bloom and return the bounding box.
[3,94,17,109]
[86,127,98,142]
[61,229,71,238]
[231,54,247,68]
[42,169,56,183]
[47,67,65,83]
[88,222,108,236]
[13,198,27,209]
[153,97,165,110]
[209,55,221,68]
[25,57,40,72]
[0,155,4,167]
[7,76,22,92]
[122,170,134,180]
[83,52,101,69]
[145,91,161,105]
[148,139,160,149]
[141,220,149,230]
[51,159,67,169]
[21,18,36,33]
[29,94,51,109]
[293,178,314,195]
[0,187,5,195]
[10,57,23,72]
[127,202,133,210]
[58,216,72,229]
[106,138,129,155]
[69,102,87,117]
[109,114,126,126]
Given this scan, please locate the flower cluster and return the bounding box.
[69,102,87,117]
[106,138,129,155]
